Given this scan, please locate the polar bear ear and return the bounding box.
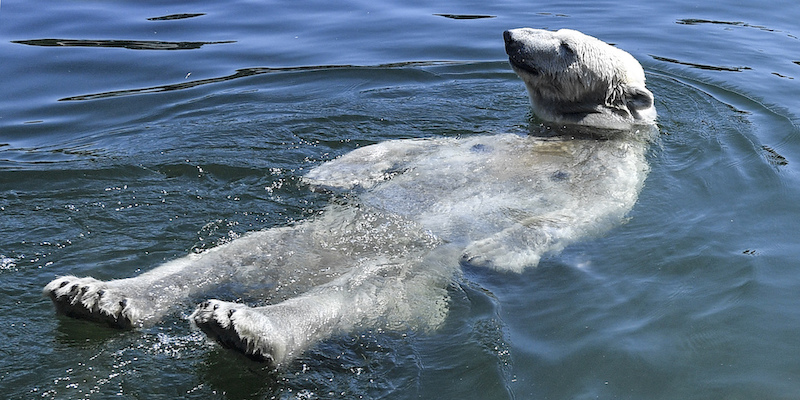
[625,85,654,111]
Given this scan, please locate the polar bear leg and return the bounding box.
[191,281,384,366]
[44,206,432,329]
[191,299,337,366]
[44,259,215,327]
[191,256,450,366]
[44,276,140,328]
[192,285,369,366]
[43,228,300,327]
[43,270,200,328]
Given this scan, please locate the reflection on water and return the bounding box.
[12,38,235,51]
[57,61,459,101]
[147,13,206,21]
[650,55,751,72]
[761,145,789,167]
[676,18,785,34]
[433,14,496,20]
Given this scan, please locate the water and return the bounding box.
[2,0,800,398]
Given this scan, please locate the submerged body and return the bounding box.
[45,28,657,367]
[306,132,652,272]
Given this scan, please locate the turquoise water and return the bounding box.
[2,0,800,398]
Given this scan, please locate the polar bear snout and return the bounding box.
[503,28,573,73]
[503,29,543,76]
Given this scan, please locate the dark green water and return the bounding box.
[2,0,800,398]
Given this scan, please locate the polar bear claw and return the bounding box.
[191,300,283,365]
[43,276,137,328]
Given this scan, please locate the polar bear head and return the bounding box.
[504,28,656,130]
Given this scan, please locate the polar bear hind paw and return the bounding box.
[43,276,135,328]
[191,300,279,365]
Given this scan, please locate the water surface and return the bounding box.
[2,0,800,399]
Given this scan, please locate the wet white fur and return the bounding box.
[45,28,656,367]
[504,28,656,129]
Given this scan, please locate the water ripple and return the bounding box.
[676,18,799,38]
[650,55,751,72]
[146,13,206,21]
[57,61,461,102]
[433,13,496,20]
[12,38,234,51]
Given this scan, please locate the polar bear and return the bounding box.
[44,28,657,367]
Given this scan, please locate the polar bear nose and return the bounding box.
[503,30,518,52]
[503,30,513,44]
[503,30,528,58]
[503,30,519,59]
[504,30,539,75]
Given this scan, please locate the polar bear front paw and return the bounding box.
[461,238,508,268]
[461,238,539,273]
[43,276,138,328]
[191,300,286,366]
